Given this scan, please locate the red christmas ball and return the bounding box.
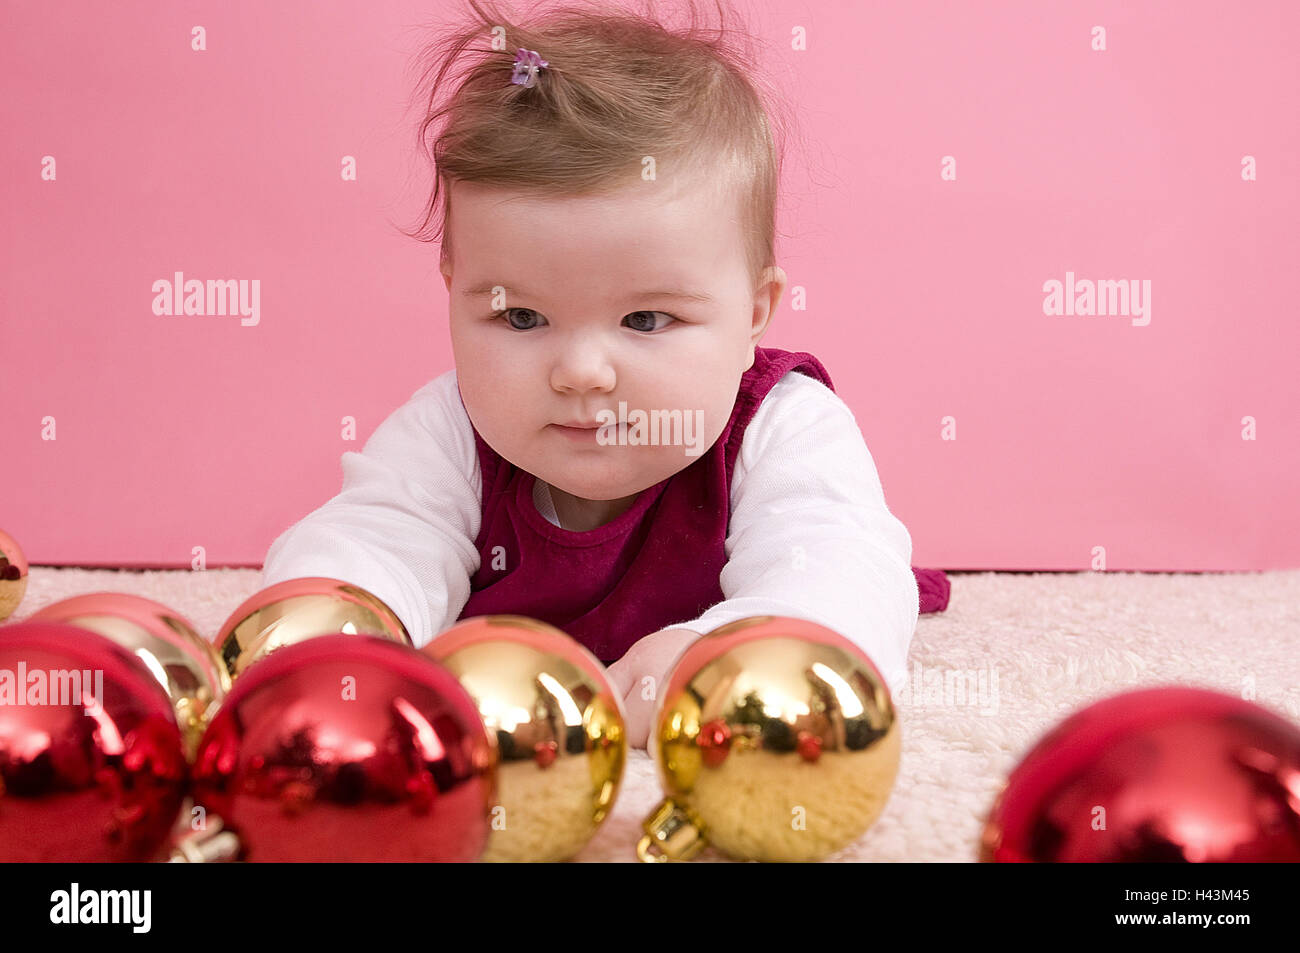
[0,620,188,861]
[981,686,1300,862]
[190,634,495,861]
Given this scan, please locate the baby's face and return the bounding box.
[443,174,781,503]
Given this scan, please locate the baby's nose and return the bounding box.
[550,346,616,393]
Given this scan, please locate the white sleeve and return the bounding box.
[259,369,482,649]
[667,372,919,697]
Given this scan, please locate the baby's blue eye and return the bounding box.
[495,307,543,330]
[623,311,675,333]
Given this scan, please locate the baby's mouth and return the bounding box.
[550,421,626,439]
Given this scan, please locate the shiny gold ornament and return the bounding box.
[30,592,229,759]
[216,576,410,679]
[0,528,29,622]
[640,615,901,862]
[424,615,626,862]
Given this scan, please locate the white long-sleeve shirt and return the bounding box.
[260,367,919,694]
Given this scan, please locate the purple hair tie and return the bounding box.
[511,48,548,88]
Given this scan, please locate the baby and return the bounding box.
[260,0,920,747]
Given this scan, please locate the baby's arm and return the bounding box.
[665,372,919,697]
[259,372,482,649]
[605,625,702,748]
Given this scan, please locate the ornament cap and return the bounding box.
[638,797,706,863]
[169,821,242,863]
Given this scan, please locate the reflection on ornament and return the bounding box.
[32,592,228,759]
[0,620,188,861]
[0,528,29,621]
[980,685,1300,862]
[426,615,625,862]
[186,633,494,862]
[641,615,900,862]
[216,576,409,679]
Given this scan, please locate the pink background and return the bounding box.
[2,1,1296,571]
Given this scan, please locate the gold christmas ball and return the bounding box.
[424,615,626,862]
[0,528,29,622]
[217,577,410,679]
[641,615,901,862]
[30,592,229,759]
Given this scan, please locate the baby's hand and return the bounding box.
[604,627,701,750]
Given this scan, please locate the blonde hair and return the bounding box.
[400,0,795,289]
